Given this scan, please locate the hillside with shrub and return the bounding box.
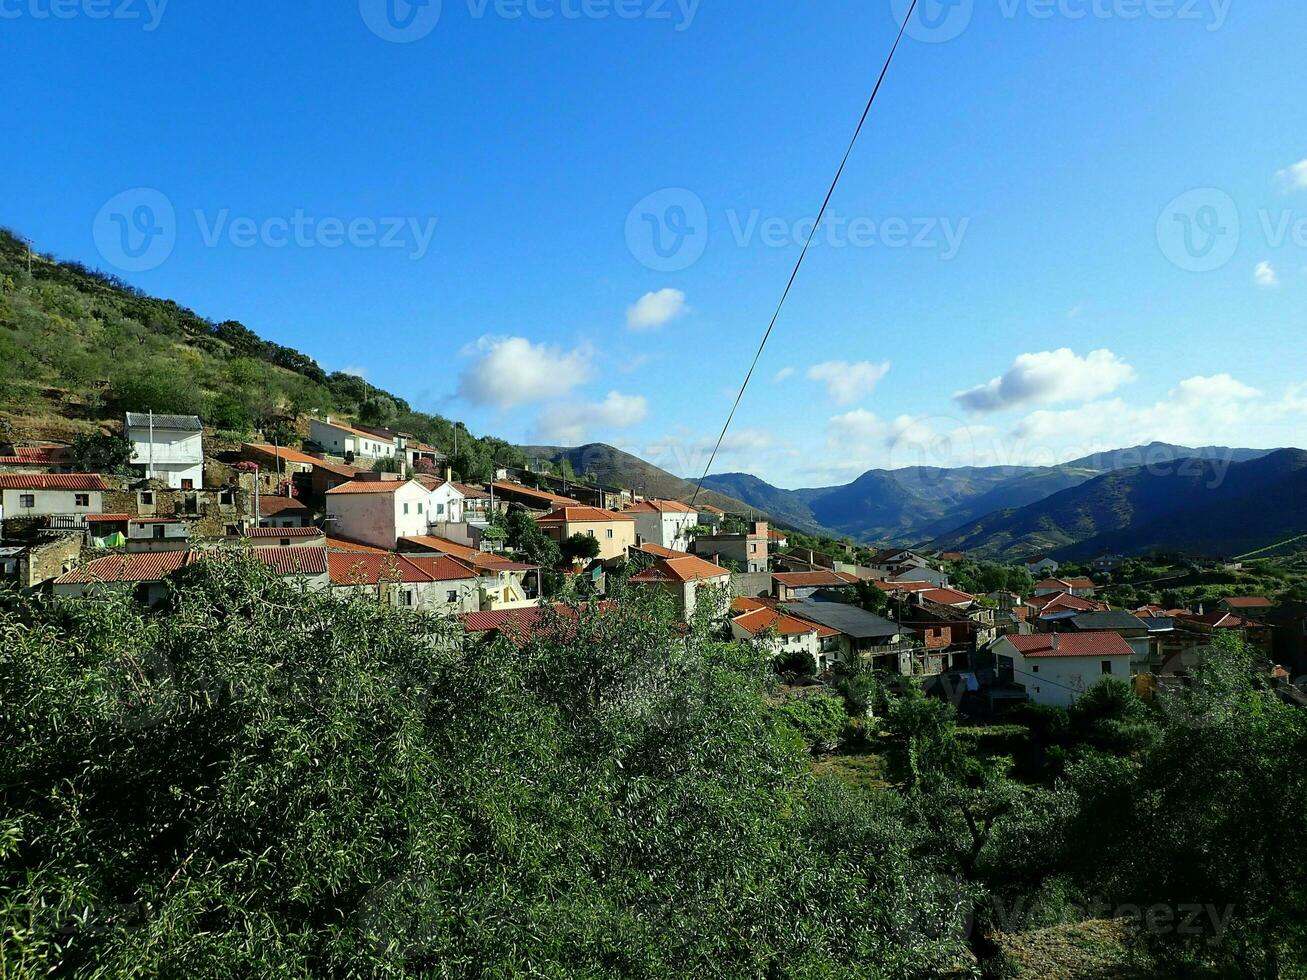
[0,228,521,479]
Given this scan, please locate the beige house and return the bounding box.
[536,506,636,561]
[629,554,731,620]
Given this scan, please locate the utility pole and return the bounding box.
[147,410,154,482]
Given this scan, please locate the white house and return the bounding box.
[416,475,465,525]
[992,632,1135,708]
[309,417,397,462]
[1025,556,1060,576]
[626,499,698,552]
[327,551,480,615]
[0,474,106,522]
[729,604,828,665]
[325,478,431,549]
[124,413,204,489]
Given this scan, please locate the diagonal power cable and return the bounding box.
[691,0,922,507]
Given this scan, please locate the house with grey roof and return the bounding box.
[124,412,204,489]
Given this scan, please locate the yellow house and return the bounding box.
[537,506,636,561]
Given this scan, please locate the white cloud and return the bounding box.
[806,360,891,405]
[534,391,648,445]
[338,365,368,379]
[1275,158,1307,192]
[626,288,689,331]
[953,348,1136,414]
[456,336,592,409]
[773,366,795,382]
[1254,261,1279,288]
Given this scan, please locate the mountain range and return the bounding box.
[702,443,1272,545]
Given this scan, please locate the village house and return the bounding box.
[414,474,465,526]
[324,477,432,550]
[326,551,479,615]
[308,417,397,463]
[1024,556,1060,576]
[629,553,731,620]
[693,521,770,574]
[1028,591,1108,627]
[772,568,858,602]
[696,503,727,531]
[0,474,106,526]
[785,598,916,673]
[0,443,75,473]
[1064,610,1153,670]
[1218,595,1273,615]
[244,526,328,548]
[868,548,931,575]
[488,481,580,515]
[992,632,1136,708]
[729,599,832,667]
[536,506,636,561]
[124,413,204,489]
[768,527,789,549]
[398,533,542,609]
[1,533,83,589]
[53,548,330,603]
[625,498,698,552]
[1034,577,1097,598]
[259,494,312,528]
[308,458,367,499]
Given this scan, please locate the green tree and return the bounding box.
[69,431,133,475]
[560,532,601,563]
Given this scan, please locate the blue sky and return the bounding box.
[3,0,1305,487]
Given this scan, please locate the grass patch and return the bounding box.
[811,751,888,792]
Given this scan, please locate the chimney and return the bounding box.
[325,415,331,425]
[1051,633,1060,650]
[445,466,453,483]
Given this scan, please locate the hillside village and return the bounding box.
[5,409,1306,715]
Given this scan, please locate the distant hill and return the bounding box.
[518,444,767,520]
[703,442,1277,545]
[931,449,1307,560]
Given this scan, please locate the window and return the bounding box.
[403,503,410,515]
[437,503,445,515]
[181,479,194,490]
[401,590,414,608]
[417,503,423,514]
[153,525,165,540]
[19,494,34,508]
[446,590,458,604]
[1101,660,1113,675]
[219,490,235,505]
[750,543,757,554]
[606,529,613,539]
[587,530,595,538]
[75,493,89,507]
[1031,665,1039,673]
[139,491,154,505]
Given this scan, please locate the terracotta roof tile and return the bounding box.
[537,506,635,523]
[326,479,413,495]
[629,555,731,584]
[773,570,854,589]
[0,473,107,491]
[1006,632,1133,658]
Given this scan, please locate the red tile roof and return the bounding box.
[399,535,536,573]
[730,596,774,614]
[325,535,390,554]
[1006,632,1133,658]
[732,607,834,638]
[537,506,635,523]
[773,570,855,589]
[874,579,934,593]
[1177,612,1256,629]
[242,443,322,467]
[0,445,71,465]
[312,459,366,479]
[251,547,328,576]
[55,551,191,584]
[629,555,731,585]
[626,499,696,514]
[636,542,693,559]
[489,482,580,507]
[1029,592,1103,614]
[1221,596,1272,609]
[84,513,133,523]
[460,601,616,645]
[245,526,322,539]
[768,528,789,541]
[326,478,415,495]
[259,495,308,516]
[0,473,108,491]
[920,587,975,606]
[327,551,477,586]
